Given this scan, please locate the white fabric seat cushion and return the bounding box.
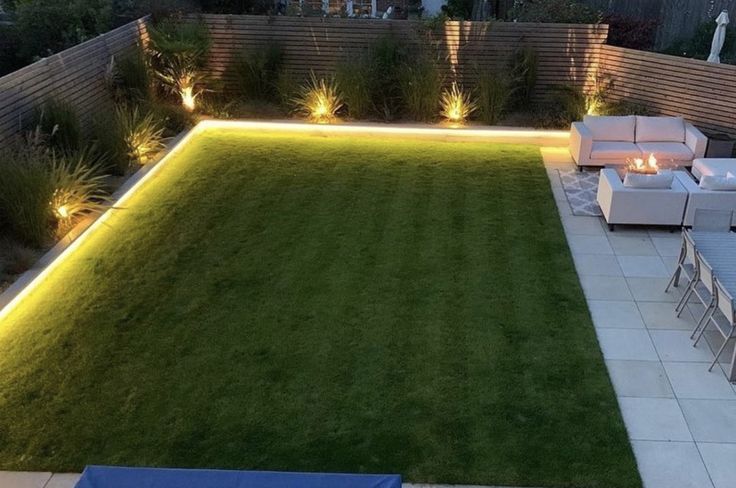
[583,115,636,142]
[636,142,693,161]
[635,116,685,142]
[590,141,642,160]
[693,158,736,178]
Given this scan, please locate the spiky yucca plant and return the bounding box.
[440,82,477,125]
[293,72,343,123]
[50,154,111,236]
[115,105,166,166]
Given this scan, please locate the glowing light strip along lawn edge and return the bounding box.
[0,123,207,323]
[0,120,568,323]
[197,119,570,140]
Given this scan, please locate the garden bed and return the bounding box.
[0,126,639,488]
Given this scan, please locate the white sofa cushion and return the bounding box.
[590,141,642,160]
[692,158,736,178]
[623,171,674,189]
[583,115,636,142]
[635,116,685,143]
[636,142,694,161]
[700,173,736,191]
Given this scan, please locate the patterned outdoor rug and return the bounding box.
[557,170,603,217]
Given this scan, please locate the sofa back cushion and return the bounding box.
[636,116,685,143]
[624,171,674,189]
[583,115,636,142]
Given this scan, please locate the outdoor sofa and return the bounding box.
[570,115,707,169]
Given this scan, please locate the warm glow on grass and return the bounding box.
[440,82,477,125]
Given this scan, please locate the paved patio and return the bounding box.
[543,147,736,488]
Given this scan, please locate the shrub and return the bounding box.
[14,0,113,62]
[144,100,197,135]
[440,82,476,124]
[92,105,165,174]
[603,14,658,51]
[108,47,154,103]
[398,56,442,121]
[91,110,129,175]
[49,153,110,237]
[474,71,515,125]
[662,19,736,62]
[509,45,537,110]
[292,72,343,123]
[367,36,407,120]
[601,100,652,116]
[148,19,210,110]
[549,84,587,125]
[508,0,600,23]
[275,69,301,110]
[231,45,284,101]
[335,57,372,120]
[0,144,54,247]
[30,98,82,154]
[116,105,166,166]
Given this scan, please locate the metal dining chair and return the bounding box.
[692,208,733,232]
[688,250,717,340]
[667,230,697,299]
[693,276,736,373]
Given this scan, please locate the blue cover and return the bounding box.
[75,466,402,488]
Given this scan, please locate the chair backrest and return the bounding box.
[684,231,697,264]
[693,209,733,232]
[714,277,736,323]
[697,251,715,294]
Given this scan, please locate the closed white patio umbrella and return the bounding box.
[708,10,730,63]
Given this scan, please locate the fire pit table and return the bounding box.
[597,168,689,230]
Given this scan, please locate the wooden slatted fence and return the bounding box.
[196,15,609,98]
[600,44,736,135]
[0,18,149,144]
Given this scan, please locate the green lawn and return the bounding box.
[0,129,640,487]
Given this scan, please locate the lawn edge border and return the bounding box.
[0,125,200,321]
[0,120,568,323]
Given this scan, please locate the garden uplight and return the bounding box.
[440,82,477,125]
[180,85,197,112]
[55,204,70,219]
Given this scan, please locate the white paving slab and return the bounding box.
[680,399,736,442]
[637,301,696,330]
[650,330,715,362]
[579,275,633,301]
[651,236,683,257]
[663,362,736,399]
[573,254,623,276]
[626,277,680,302]
[631,441,714,488]
[588,300,645,328]
[596,328,659,361]
[0,472,51,488]
[566,234,614,255]
[698,442,736,488]
[606,360,674,398]
[618,397,693,441]
[616,255,669,278]
[608,234,660,256]
[44,474,81,488]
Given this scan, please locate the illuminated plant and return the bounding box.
[148,20,210,111]
[49,153,111,236]
[115,105,166,166]
[0,143,110,246]
[154,56,207,112]
[440,82,477,124]
[293,73,343,123]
